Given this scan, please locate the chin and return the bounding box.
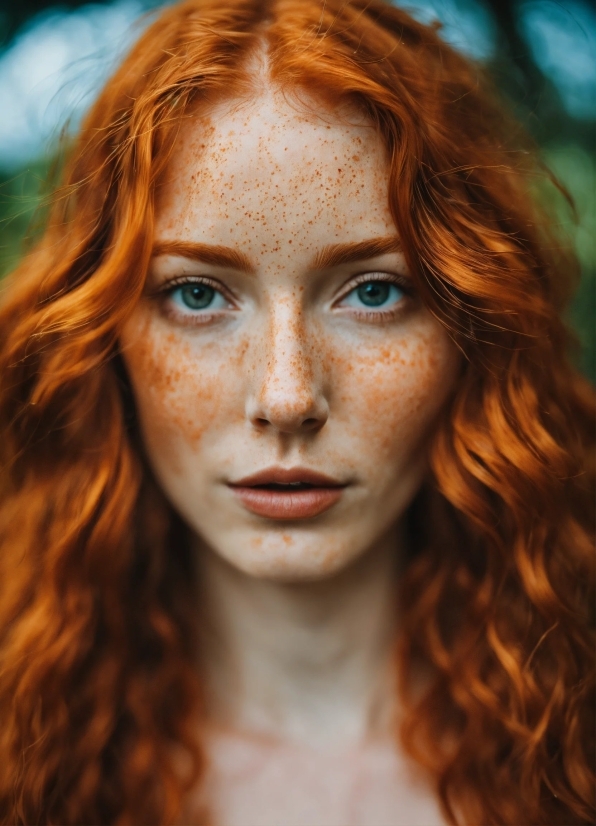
[199,530,366,583]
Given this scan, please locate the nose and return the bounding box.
[246,303,329,435]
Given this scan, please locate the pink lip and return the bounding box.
[228,467,347,519]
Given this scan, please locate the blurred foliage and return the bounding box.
[0,0,593,381]
[480,0,595,381]
[0,162,48,276]
[0,0,108,47]
[543,144,595,382]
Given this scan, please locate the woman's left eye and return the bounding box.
[340,280,405,311]
[170,282,229,312]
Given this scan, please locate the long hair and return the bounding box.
[0,1,593,823]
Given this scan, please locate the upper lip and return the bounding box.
[229,467,346,487]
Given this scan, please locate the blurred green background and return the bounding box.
[0,0,593,380]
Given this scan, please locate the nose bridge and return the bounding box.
[266,300,312,387]
[248,294,328,433]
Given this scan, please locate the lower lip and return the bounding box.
[230,486,344,519]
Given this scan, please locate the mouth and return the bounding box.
[228,468,347,519]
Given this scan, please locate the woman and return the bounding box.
[0,0,593,823]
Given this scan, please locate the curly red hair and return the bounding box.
[0,1,593,823]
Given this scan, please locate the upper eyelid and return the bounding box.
[335,271,411,300]
[344,271,409,285]
[151,270,411,303]
[158,274,223,288]
[151,274,235,301]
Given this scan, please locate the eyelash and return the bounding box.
[154,272,414,325]
[335,272,413,321]
[155,276,236,325]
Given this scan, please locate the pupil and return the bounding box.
[357,282,390,307]
[181,284,214,310]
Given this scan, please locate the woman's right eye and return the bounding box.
[169,282,229,313]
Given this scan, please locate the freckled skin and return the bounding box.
[120,90,460,582]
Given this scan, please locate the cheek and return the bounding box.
[120,313,242,455]
[331,328,457,457]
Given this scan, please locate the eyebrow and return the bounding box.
[311,236,402,270]
[152,235,402,274]
[152,240,256,274]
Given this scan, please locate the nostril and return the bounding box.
[246,389,329,433]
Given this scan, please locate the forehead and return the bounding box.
[155,90,396,262]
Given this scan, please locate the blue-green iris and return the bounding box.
[356,282,392,307]
[179,284,215,310]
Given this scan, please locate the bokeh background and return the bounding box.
[0,0,594,379]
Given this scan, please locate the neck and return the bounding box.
[195,525,403,749]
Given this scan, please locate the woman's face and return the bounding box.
[120,91,459,581]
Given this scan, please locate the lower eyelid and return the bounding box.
[161,305,226,326]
